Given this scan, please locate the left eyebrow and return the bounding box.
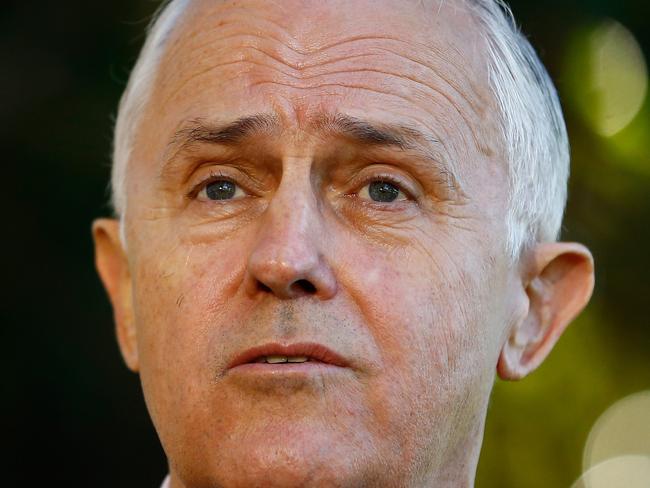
[311,113,435,151]
[312,114,462,195]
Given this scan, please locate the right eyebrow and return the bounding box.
[166,113,279,155]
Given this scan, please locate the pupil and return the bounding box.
[206,180,236,200]
[368,181,399,202]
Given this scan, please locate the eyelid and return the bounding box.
[354,171,418,201]
[187,170,249,200]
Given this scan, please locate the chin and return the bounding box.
[174,428,389,488]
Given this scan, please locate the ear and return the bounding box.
[497,242,595,380]
[92,218,139,372]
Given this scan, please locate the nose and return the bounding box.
[245,168,337,300]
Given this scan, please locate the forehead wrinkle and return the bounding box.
[173,21,475,81]
[248,76,479,167]
[166,0,487,74]
[158,11,492,123]
[157,47,295,110]
[166,0,486,65]
[169,3,385,63]
[305,33,492,126]
[148,0,498,179]
[367,45,494,154]
[158,32,431,102]
[293,65,486,148]
[157,37,386,108]
[159,46,490,159]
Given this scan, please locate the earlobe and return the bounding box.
[92,218,139,372]
[498,242,595,380]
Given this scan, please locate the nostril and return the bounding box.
[294,279,316,294]
[255,279,316,296]
[257,282,272,293]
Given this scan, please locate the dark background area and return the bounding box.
[2,1,648,486]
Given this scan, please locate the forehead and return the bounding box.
[132,0,503,189]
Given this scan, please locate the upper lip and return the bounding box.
[227,342,350,369]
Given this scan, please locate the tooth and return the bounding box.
[266,355,288,364]
[287,356,309,363]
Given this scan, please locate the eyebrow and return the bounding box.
[312,114,463,194]
[162,113,463,194]
[167,113,279,152]
[312,113,435,151]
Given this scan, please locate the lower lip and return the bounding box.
[227,361,344,375]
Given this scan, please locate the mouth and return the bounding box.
[227,342,350,371]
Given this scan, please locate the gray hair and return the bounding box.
[111,0,569,259]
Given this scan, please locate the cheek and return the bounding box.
[335,239,499,444]
[133,243,238,344]
[131,239,247,429]
[339,242,489,376]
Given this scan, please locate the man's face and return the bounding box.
[119,0,521,486]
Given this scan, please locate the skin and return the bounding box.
[93,1,595,487]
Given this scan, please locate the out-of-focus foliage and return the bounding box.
[2,1,648,486]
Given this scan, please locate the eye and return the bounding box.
[199,179,246,201]
[359,179,408,203]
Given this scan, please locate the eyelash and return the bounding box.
[352,173,414,201]
[187,171,246,200]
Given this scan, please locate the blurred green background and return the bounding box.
[2,1,648,486]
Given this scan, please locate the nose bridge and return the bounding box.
[245,156,337,299]
[266,156,317,242]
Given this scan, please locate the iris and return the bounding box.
[206,180,237,200]
[369,181,400,202]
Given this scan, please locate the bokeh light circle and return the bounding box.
[571,455,650,488]
[583,390,650,472]
[565,19,648,137]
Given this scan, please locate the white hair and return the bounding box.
[468,0,569,257]
[111,0,569,259]
[111,0,191,244]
